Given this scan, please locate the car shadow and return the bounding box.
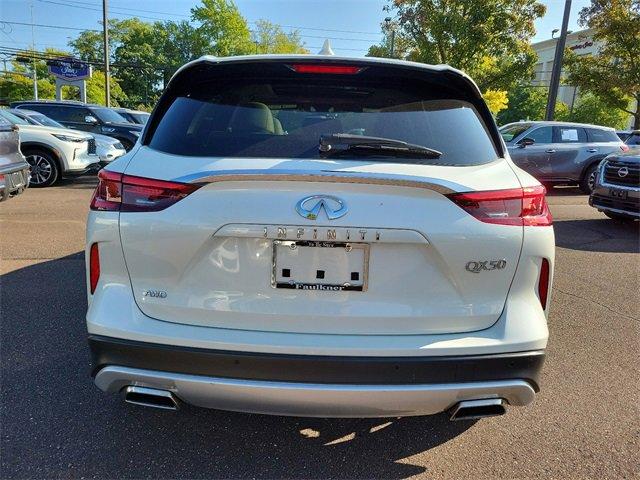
[55,176,98,189]
[554,218,640,253]
[1,253,475,479]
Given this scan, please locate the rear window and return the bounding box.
[586,128,620,143]
[148,66,498,166]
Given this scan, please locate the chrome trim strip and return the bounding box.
[95,366,536,418]
[593,204,640,218]
[176,169,456,194]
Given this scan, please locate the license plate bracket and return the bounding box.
[272,240,369,292]
[609,188,628,200]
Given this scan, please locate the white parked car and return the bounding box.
[0,109,98,187]
[9,109,127,165]
[86,56,555,420]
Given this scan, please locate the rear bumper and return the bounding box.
[590,185,640,218]
[0,163,30,201]
[90,335,544,417]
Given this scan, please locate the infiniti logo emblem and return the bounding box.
[618,167,629,178]
[295,195,348,220]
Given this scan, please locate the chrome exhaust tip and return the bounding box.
[124,386,179,411]
[449,398,507,421]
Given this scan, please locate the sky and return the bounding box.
[1,0,592,59]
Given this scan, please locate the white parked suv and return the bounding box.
[86,56,555,420]
[0,109,98,187]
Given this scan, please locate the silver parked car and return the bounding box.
[0,114,30,201]
[500,121,629,193]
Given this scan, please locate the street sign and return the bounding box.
[47,58,92,81]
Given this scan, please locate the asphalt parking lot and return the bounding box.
[1,178,638,479]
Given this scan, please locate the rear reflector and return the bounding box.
[89,243,100,294]
[447,185,552,226]
[288,64,364,75]
[538,258,550,308]
[90,170,201,212]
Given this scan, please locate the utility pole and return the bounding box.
[102,0,110,107]
[390,30,395,58]
[384,17,395,58]
[545,0,572,120]
[30,3,38,100]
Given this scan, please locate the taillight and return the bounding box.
[90,170,201,212]
[288,64,364,75]
[538,258,550,308]
[89,243,100,294]
[447,185,552,226]
[620,144,630,152]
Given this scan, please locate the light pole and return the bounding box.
[30,3,38,100]
[385,17,395,58]
[102,0,110,107]
[545,0,572,121]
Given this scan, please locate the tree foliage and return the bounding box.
[368,0,546,92]
[61,0,307,107]
[483,90,509,115]
[562,92,629,128]
[497,84,568,125]
[252,20,309,54]
[191,0,253,56]
[0,48,124,105]
[564,0,640,128]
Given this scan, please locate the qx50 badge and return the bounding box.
[296,195,348,220]
[466,259,507,274]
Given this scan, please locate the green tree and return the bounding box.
[368,0,546,92]
[497,84,568,125]
[564,0,639,128]
[191,0,253,56]
[252,20,308,54]
[563,93,629,129]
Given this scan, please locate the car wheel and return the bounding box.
[604,211,636,222]
[579,164,598,194]
[24,150,60,187]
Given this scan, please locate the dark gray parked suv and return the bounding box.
[500,121,628,193]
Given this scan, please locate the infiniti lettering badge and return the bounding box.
[296,195,348,220]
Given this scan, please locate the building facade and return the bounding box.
[531,28,599,110]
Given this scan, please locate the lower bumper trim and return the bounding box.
[89,335,545,389]
[95,366,536,418]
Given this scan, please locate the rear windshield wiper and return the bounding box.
[319,133,443,159]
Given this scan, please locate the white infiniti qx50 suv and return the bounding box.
[86,55,554,420]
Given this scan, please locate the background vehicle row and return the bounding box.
[11,100,143,151]
[501,121,628,193]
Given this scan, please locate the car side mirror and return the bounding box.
[84,115,98,124]
[517,137,535,148]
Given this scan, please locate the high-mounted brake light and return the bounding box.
[447,185,552,226]
[89,243,100,294]
[90,169,201,212]
[288,64,364,75]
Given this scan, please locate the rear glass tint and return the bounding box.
[148,67,498,166]
[586,128,620,143]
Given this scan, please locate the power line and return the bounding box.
[52,0,383,35]
[36,0,383,40]
[0,21,369,52]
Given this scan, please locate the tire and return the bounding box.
[579,164,598,194]
[604,211,636,222]
[23,149,60,187]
